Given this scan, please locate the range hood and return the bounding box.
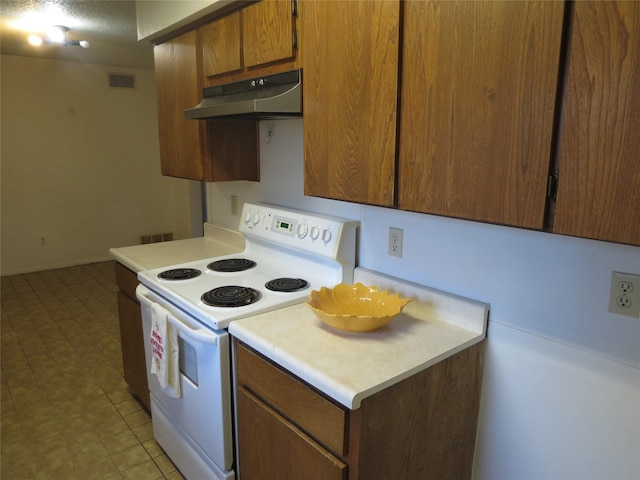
[184,69,302,120]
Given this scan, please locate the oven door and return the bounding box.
[136,285,234,480]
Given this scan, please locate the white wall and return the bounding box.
[208,119,640,479]
[1,55,193,275]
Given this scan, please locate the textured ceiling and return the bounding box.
[0,0,154,69]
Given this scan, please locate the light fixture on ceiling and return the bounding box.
[28,25,89,48]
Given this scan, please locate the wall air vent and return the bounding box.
[108,73,135,89]
[141,233,174,244]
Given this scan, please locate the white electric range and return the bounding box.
[135,203,359,480]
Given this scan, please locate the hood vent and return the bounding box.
[184,69,302,120]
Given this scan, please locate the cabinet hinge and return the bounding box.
[292,30,298,50]
[291,0,298,17]
[547,171,559,200]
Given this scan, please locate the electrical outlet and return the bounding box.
[608,271,640,318]
[40,237,46,246]
[388,227,403,258]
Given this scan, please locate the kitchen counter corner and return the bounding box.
[229,267,489,410]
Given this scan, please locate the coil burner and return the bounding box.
[158,268,202,280]
[265,278,309,292]
[201,286,262,307]
[207,259,257,273]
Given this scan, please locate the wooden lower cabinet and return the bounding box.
[235,340,485,479]
[237,388,347,480]
[115,263,150,410]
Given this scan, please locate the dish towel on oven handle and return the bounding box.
[150,302,181,398]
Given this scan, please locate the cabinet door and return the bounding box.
[205,121,260,181]
[237,388,347,480]
[154,31,204,179]
[301,0,400,206]
[115,263,150,409]
[117,291,150,410]
[398,1,565,228]
[553,1,640,245]
[200,11,242,78]
[236,342,346,455]
[242,0,295,69]
[155,30,260,182]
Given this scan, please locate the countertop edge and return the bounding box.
[348,336,485,409]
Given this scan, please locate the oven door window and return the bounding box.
[179,336,198,386]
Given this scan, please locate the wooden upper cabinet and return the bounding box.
[553,1,640,246]
[243,0,296,69]
[200,0,297,83]
[154,26,259,182]
[154,30,204,179]
[397,1,565,228]
[205,121,259,182]
[200,11,242,78]
[301,0,400,206]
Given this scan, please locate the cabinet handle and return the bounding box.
[136,285,222,345]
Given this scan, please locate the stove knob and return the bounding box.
[296,223,309,238]
[310,226,320,240]
[321,229,332,243]
[252,213,261,225]
[244,212,253,224]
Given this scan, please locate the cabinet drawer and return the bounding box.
[237,388,347,480]
[235,342,347,456]
[115,262,139,301]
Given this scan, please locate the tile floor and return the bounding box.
[1,261,185,480]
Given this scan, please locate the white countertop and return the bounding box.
[109,223,245,272]
[230,267,489,410]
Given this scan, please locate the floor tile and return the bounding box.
[0,262,178,480]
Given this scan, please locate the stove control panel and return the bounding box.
[239,203,358,260]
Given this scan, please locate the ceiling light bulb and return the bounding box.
[47,26,67,43]
[28,34,43,46]
[79,40,90,48]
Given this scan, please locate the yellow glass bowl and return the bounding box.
[306,283,411,332]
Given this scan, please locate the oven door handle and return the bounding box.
[136,285,221,345]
